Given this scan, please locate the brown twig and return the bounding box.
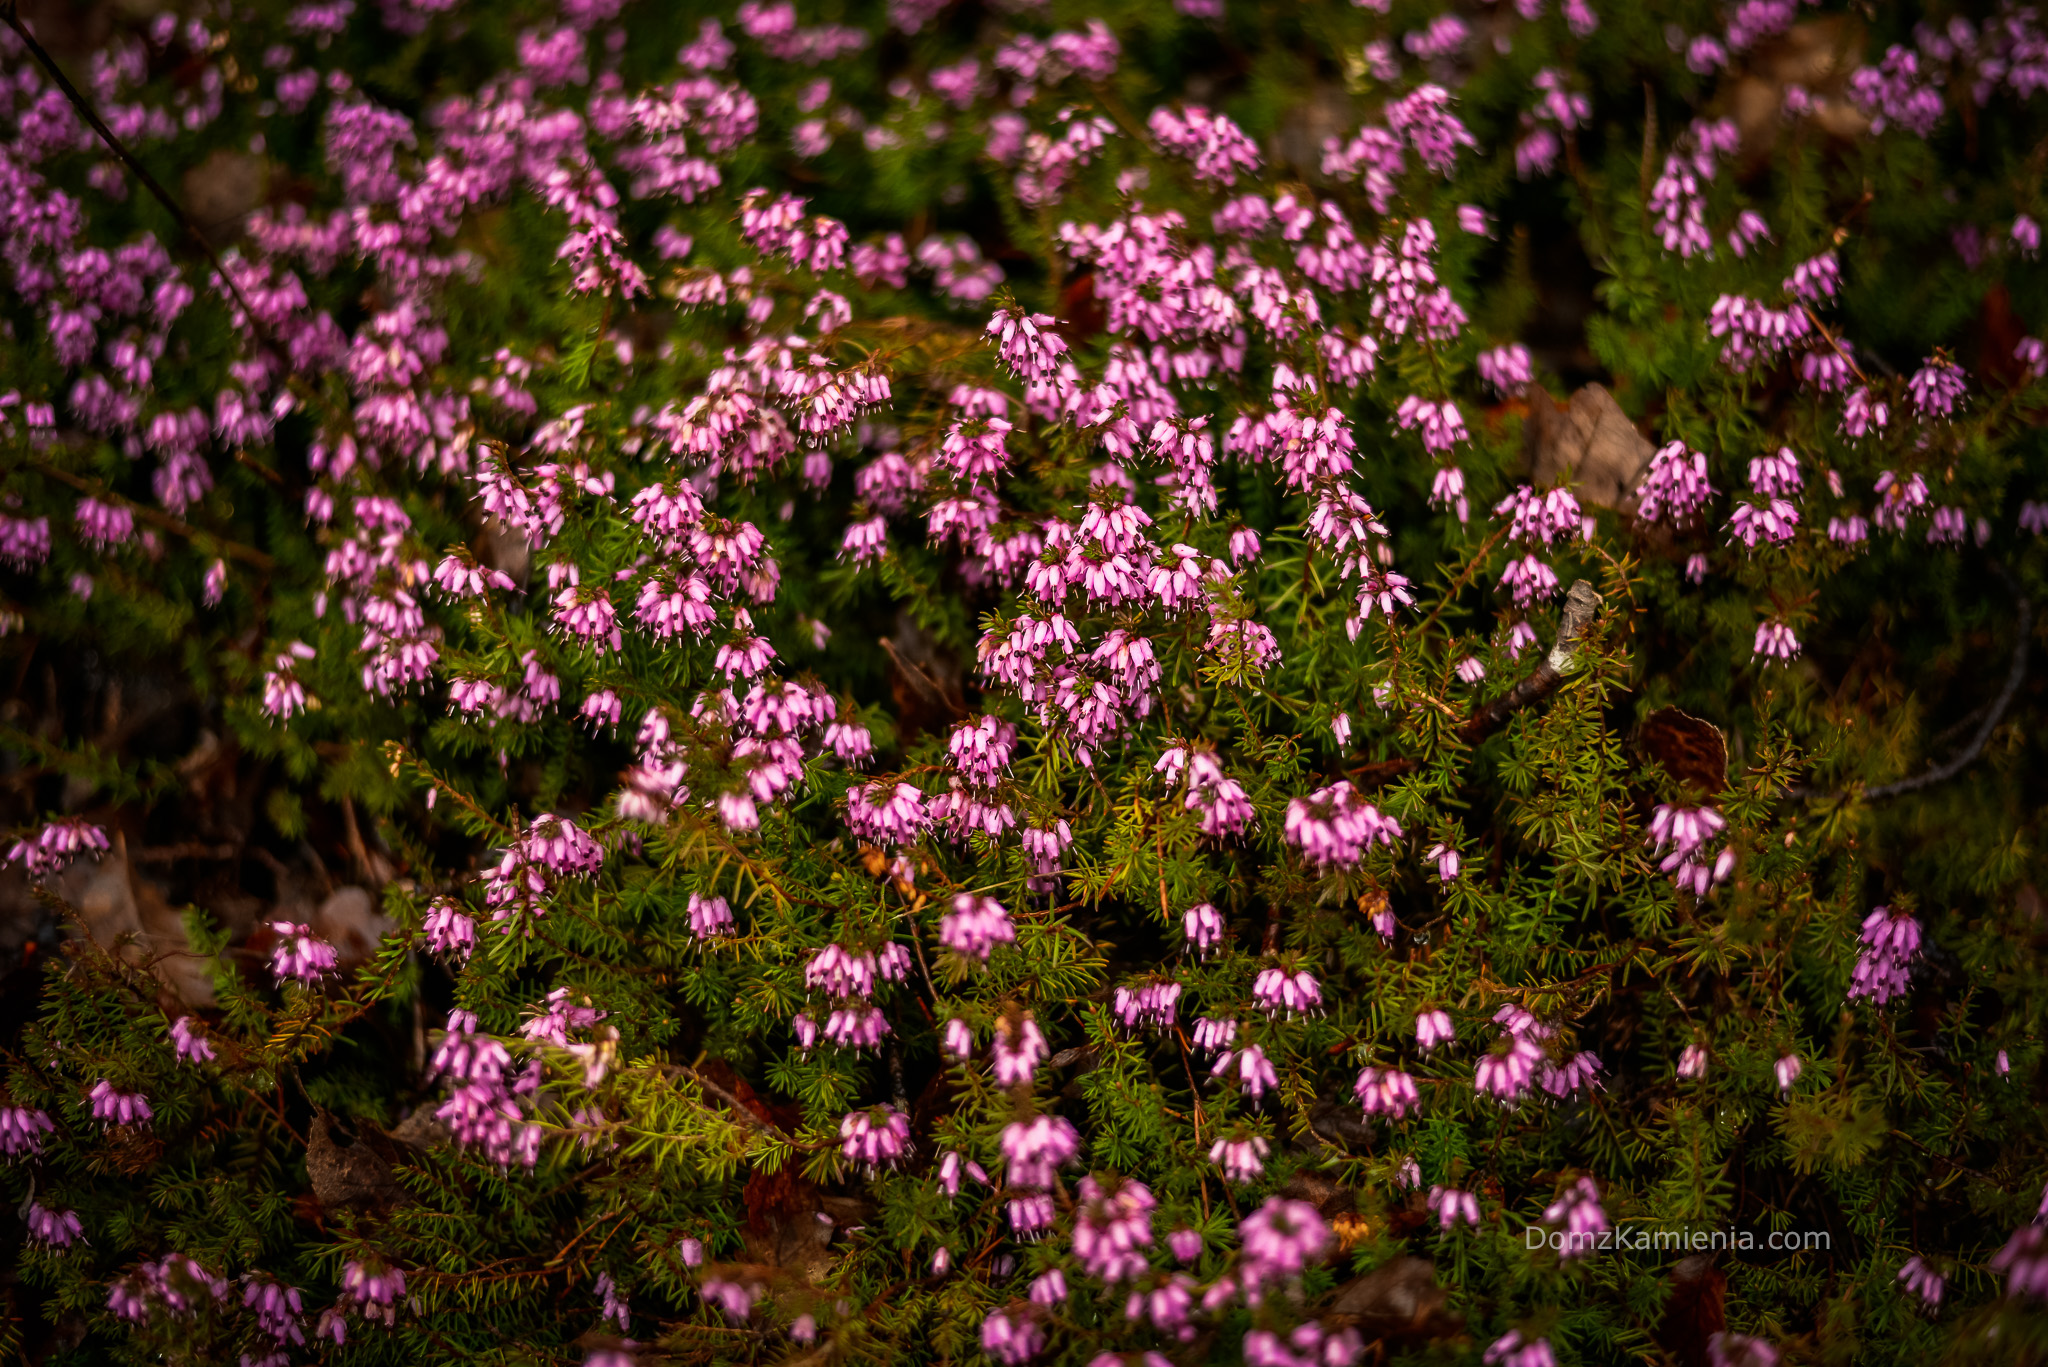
[29,462,276,570]
[1349,579,1606,786]
[1831,592,2032,802]
[0,4,274,355]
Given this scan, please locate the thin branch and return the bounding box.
[1463,579,1606,736]
[0,5,273,353]
[1863,595,2031,800]
[1349,579,1606,786]
[673,1064,785,1139]
[30,462,277,570]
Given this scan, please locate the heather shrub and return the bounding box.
[3,1,2048,1365]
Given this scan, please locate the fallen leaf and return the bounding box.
[312,885,392,970]
[1524,382,1654,510]
[1326,1256,1464,1346]
[306,1112,409,1216]
[1656,1254,1726,1367]
[1635,707,1730,798]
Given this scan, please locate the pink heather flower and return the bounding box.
[580,689,623,730]
[1428,1185,1482,1231]
[824,1004,891,1052]
[1458,204,1491,236]
[1783,252,1839,303]
[980,1307,1045,1366]
[1499,555,1560,607]
[1354,1065,1420,1119]
[1476,344,1533,395]
[1499,483,1589,541]
[1678,1044,1709,1079]
[1707,1333,1780,1367]
[75,496,135,549]
[1283,780,1402,869]
[1748,447,1803,497]
[1073,1174,1157,1279]
[1646,804,1732,896]
[1403,13,1469,59]
[948,715,1016,788]
[1174,899,1222,954]
[687,893,734,939]
[423,899,477,961]
[701,1278,755,1320]
[170,1016,216,1064]
[939,894,1014,960]
[523,815,605,877]
[1192,1017,1237,1052]
[1009,1192,1057,1237]
[992,1013,1048,1086]
[1430,466,1470,522]
[1774,1054,1802,1092]
[1213,1042,1279,1098]
[88,1081,152,1126]
[1541,1176,1609,1258]
[839,1106,910,1170]
[270,921,339,986]
[1927,506,1968,545]
[1209,1134,1270,1184]
[1848,905,1920,1006]
[1753,619,1801,663]
[1238,1197,1332,1286]
[1251,965,1323,1016]
[2019,339,2048,381]
[1475,1030,1546,1104]
[25,1202,83,1248]
[1228,526,1262,562]
[846,780,930,846]
[0,514,51,568]
[1112,980,1182,1030]
[1842,387,1889,438]
[1907,357,1967,417]
[1726,498,1799,548]
[1385,84,1478,176]
[244,1279,305,1343]
[1994,1224,2048,1299]
[804,943,880,998]
[1455,657,1486,684]
[986,309,1069,383]
[0,1106,56,1159]
[1539,1051,1604,1097]
[823,718,875,765]
[1898,1255,1944,1307]
[1484,1331,1558,1367]
[1827,515,1869,545]
[433,554,518,599]
[7,818,111,876]
[1425,844,1462,881]
[1873,470,1929,532]
[937,1149,989,1197]
[341,1261,406,1322]
[1168,1227,1203,1262]
[1394,395,1467,452]
[1000,1114,1081,1189]
[1148,104,1261,185]
[1417,1010,1455,1051]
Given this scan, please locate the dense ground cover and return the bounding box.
[3,0,2048,1363]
